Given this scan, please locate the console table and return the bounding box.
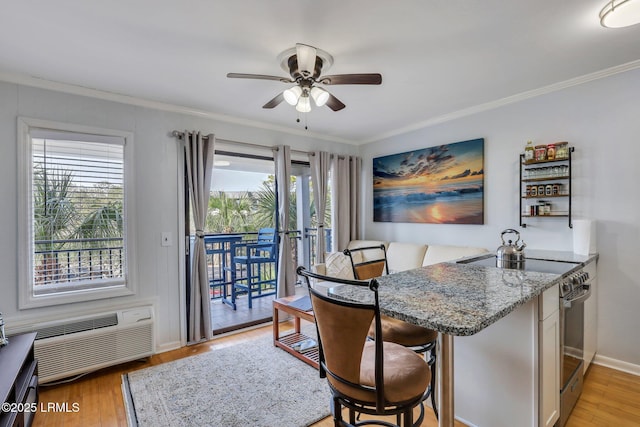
[0,333,38,427]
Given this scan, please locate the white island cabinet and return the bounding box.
[539,284,561,427]
[454,284,559,427]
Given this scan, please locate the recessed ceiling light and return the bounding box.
[214,160,230,167]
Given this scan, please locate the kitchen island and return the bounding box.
[329,254,597,427]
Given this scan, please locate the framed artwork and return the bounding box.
[373,138,484,224]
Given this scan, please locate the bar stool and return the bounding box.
[344,245,439,419]
[298,266,432,427]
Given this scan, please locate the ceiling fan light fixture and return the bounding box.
[229,43,380,117]
[278,45,334,74]
[296,43,317,76]
[310,87,330,107]
[600,0,640,27]
[296,95,311,113]
[283,86,302,105]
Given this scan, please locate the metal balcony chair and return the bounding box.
[229,227,277,310]
[297,266,433,427]
[343,245,439,419]
[204,234,243,307]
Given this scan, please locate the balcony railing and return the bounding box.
[33,237,124,285]
[202,228,331,302]
[32,228,333,301]
[305,227,332,267]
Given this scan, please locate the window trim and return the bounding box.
[17,117,137,309]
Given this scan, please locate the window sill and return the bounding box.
[19,284,135,310]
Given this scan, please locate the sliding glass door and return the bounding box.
[292,165,332,271]
[184,150,328,335]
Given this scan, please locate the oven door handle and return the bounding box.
[563,286,591,308]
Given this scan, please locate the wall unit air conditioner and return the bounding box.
[33,306,154,383]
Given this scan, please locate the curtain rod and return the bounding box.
[170,130,306,156]
[171,130,347,160]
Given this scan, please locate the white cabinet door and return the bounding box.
[539,286,560,427]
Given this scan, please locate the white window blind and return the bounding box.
[31,132,126,295]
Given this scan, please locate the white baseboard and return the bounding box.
[155,341,182,354]
[593,354,640,376]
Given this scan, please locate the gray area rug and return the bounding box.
[122,328,330,427]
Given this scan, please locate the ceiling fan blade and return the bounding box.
[262,92,285,109]
[296,43,317,76]
[325,93,346,111]
[227,73,294,83]
[319,73,382,85]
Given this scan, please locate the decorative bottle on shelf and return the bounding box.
[546,143,556,160]
[524,141,534,162]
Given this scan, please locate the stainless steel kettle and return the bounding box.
[496,229,526,269]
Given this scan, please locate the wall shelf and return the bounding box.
[522,176,570,183]
[519,146,574,228]
[522,194,569,199]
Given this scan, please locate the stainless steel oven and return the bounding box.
[557,269,591,427]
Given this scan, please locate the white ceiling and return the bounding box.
[1,0,639,144]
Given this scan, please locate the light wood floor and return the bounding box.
[32,323,640,427]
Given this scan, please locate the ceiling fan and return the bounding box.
[227,43,382,113]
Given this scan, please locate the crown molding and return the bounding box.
[2,59,639,148]
[0,70,355,145]
[362,59,640,144]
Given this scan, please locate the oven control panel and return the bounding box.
[560,270,590,298]
[570,271,589,285]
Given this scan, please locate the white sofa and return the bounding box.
[311,239,489,294]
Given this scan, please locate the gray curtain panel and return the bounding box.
[350,156,361,241]
[184,131,214,343]
[309,151,330,263]
[275,145,296,299]
[331,155,361,251]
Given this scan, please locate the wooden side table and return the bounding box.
[273,295,318,369]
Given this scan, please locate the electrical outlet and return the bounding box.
[161,232,172,247]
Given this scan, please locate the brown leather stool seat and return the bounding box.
[369,315,438,347]
[331,341,430,404]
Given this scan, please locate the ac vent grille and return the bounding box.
[35,313,119,340]
[31,306,154,383]
[35,323,153,382]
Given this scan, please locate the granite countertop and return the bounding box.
[328,262,564,337]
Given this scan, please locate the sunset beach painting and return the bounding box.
[373,138,484,224]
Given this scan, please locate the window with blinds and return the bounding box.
[18,118,135,308]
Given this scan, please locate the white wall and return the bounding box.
[2,67,638,368]
[360,67,640,368]
[0,81,357,351]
